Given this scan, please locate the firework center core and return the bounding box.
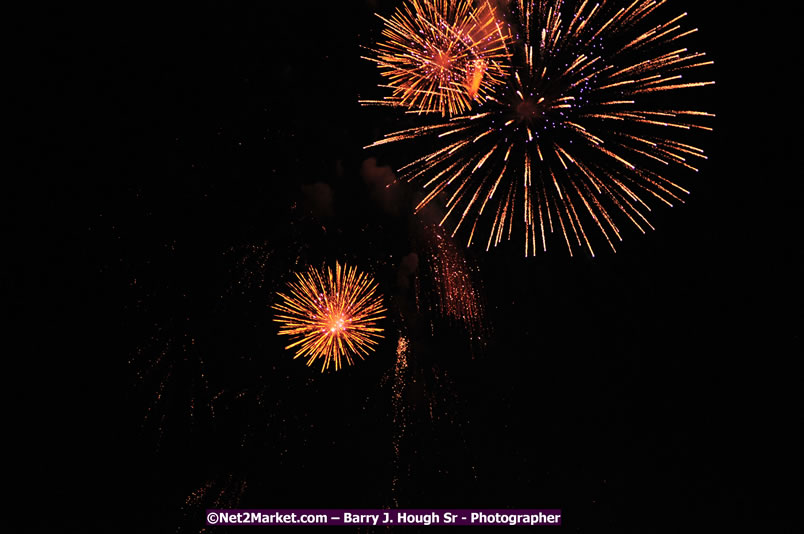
[327,314,348,334]
[516,97,548,122]
[432,50,454,71]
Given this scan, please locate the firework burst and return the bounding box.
[272,262,387,371]
[363,0,513,116]
[367,0,715,256]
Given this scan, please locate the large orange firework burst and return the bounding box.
[363,0,512,116]
[367,0,715,256]
[272,262,386,371]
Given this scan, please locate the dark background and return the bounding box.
[13,1,799,532]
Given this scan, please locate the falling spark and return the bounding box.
[272,261,386,371]
[130,326,215,448]
[179,475,247,532]
[390,334,409,507]
[416,224,487,339]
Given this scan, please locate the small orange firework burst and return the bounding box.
[363,0,512,116]
[272,262,386,371]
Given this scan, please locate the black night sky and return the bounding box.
[14,1,799,532]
